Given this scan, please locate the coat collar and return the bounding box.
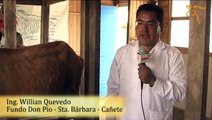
[152,40,166,51]
[130,39,166,53]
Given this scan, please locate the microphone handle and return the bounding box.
[140,63,145,90]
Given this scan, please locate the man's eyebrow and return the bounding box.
[136,19,143,22]
[136,19,157,22]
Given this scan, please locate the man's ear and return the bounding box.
[159,24,163,32]
[157,25,161,33]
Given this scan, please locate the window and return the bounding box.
[14,1,69,46]
[170,1,190,49]
[100,6,128,96]
[170,1,212,54]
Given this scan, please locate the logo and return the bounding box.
[186,4,206,24]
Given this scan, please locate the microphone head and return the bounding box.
[137,46,148,55]
[137,46,150,64]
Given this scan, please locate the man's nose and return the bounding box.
[140,24,148,32]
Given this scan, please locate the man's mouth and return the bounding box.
[140,34,149,39]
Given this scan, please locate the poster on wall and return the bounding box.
[16,1,69,46]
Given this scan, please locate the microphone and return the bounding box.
[137,46,150,64]
[137,46,150,89]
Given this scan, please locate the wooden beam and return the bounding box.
[185,1,210,120]
[3,0,16,48]
[81,0,100,95]
[0,0,65,5]
[40,0,49,43]
[101,0,114,6]
[46,0,65,5]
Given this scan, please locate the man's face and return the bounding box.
[135,11,162,48]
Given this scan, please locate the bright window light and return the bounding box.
[170,20,189,48]
[171,1,190,49]
[116,6,128,49]
[172,1,190,17]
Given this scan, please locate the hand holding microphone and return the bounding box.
[137,47,156,89]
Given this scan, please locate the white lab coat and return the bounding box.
[107,40,186,120]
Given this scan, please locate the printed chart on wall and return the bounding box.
[16,1,69,46]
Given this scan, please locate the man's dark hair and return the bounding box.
[136,4,164,25]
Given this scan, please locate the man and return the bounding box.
[107,4,186,120]
[0,5,23,47]
[0,31,23,47]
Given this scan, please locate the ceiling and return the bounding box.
[0,0,65,5]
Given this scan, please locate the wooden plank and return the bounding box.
[69,13,80,55]
[118,0,128,6]
[184,1,210,120]
[69,0,81,55]
[46,0,65,5]
[101,0,115,6]
[69,0,80,12]
[3,0,16,48]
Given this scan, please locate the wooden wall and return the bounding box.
[101,0,115,6]
[68,0,128,55]
[158,0,169,43]
[69,0,81,55]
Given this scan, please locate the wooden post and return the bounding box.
[211,104,212,120]
[69,0,81,55]
[40,0,49,43]
[81,0,100,95]
[3,0,16,48]
[185,1,210,120]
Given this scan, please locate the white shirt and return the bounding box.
[107,40,186,120]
